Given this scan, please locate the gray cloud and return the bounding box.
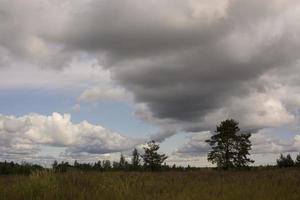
[174,130,300,157]
[174,132,211,156]
[61,0,300,136]
[1,0,300,141]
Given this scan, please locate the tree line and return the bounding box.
[0,140,188,175]
[52,140,169,172]
[1,119,299,175]
[0,161,43,175]
[276,153,300,168]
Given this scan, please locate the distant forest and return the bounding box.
[1,119,300,175]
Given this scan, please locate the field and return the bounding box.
[0,168,300,200]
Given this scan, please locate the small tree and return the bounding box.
[286,154,294,167]
[74,160,79,169]
[94,161,102,171]
[119,154,128,170]
[113,161,119,169]
[141,141,168,171]
[277,154,294,168]
[131,148,141,170]
[52,160,58,171]
[102,160,112,170]
[206,119,253,170]
[295,153,300,167]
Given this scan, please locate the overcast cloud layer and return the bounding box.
[1,0,300,161]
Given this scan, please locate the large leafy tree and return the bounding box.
[141,141,168,171]
[206,119,253,169]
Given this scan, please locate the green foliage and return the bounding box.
[119,154,128,170]
[141,141,168,171]
[0,161,43,175]
[102,160,112,170]
[52,160,104,172]
[234,133,253,168]
[295,153,300,167]
[113,161,119,169]
[206,119,254,169]
[276,154,295,168]
[131,148,141,170]
[94,161,103,170]
[52,161,71,172]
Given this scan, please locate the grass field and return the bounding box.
[0,168,299,200]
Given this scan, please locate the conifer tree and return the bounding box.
[131,148,141,170]
[141,141,168,171]
[277,154,294,168]
[295,153,300,167]
[206,119,253,169]
[119,154,128,169]
[234,133,254,167]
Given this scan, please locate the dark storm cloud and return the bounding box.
[59,0,300,133]
[1,0,300,137]
[63,0,224,62]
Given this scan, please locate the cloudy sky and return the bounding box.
[1,0,300,167]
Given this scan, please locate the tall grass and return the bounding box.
[0,168,299,200]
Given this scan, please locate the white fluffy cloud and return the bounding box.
[0,112,138,160]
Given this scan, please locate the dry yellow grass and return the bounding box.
[0,168,300,200]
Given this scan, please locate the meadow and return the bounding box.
[0,168,299,200]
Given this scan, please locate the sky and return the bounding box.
[1,0,300,167]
